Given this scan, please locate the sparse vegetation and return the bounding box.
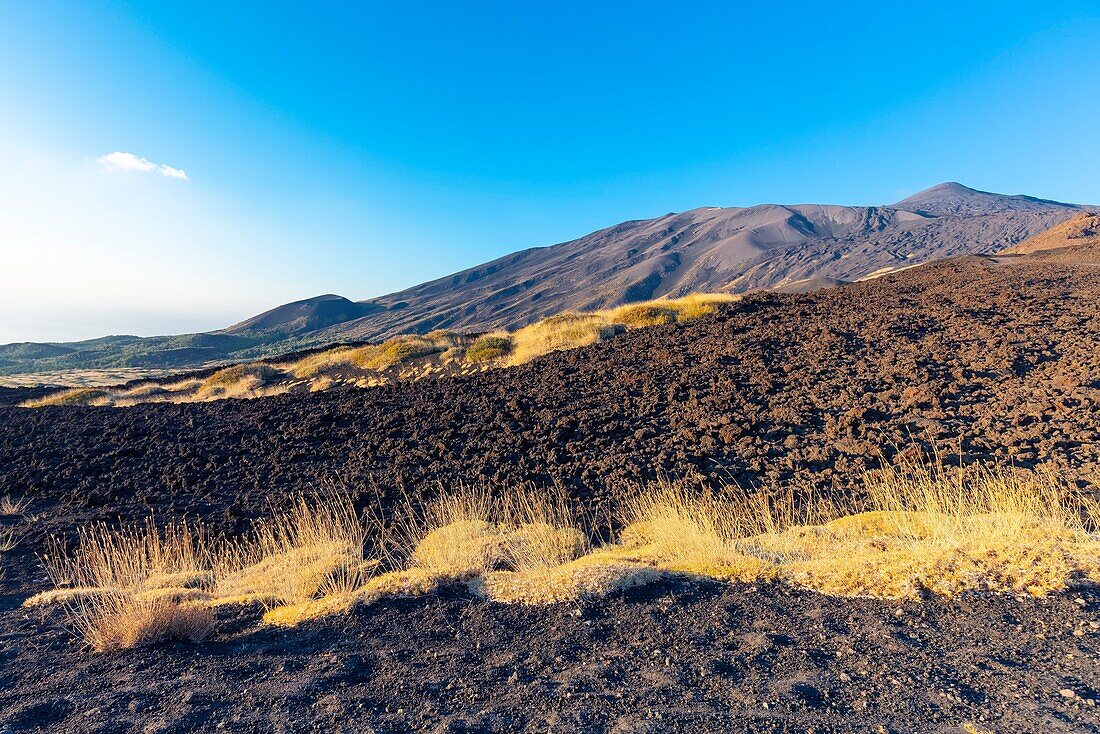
[465,333,514,363]
[31,458,1092,647]
[1,527,16,553]
[22,388,111,408]
[22,293,738,407]
[214,491,369,607]
[31,520,215,651]
[195,364,282,398]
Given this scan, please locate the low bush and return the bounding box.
[465,334,514,363]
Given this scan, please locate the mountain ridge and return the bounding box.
[1,182,1087,377]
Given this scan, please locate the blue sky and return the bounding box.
[1,1,1099,343]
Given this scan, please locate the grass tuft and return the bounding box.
[215,491,368,607]
[1,495,30,515]
[32,520,214,651]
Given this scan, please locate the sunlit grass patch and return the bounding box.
[215,491,368,607]
[21,388,111,408]
[21,293,739,407]
[195,364,282,399]
[27,520,215,651]
[758,463,1100,598]
[28,458,1097,642]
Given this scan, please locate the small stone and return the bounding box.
[1059,688,1077,699]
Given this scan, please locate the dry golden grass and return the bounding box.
[394,486,500,576]
[287,346,356,379]
[21,388,111,408]
[612,462,1100,598]
[195,364,282,399]
[761,463,1100,598]
[506,294,737,365]
[214,491,368,607]
[30,520,215,651]
[22,294,737,407]
[1,495,30,515]
[290,333,461,379]
[26,492,372,646]
[31,459,1095,640]
[507,313,623,366]
[472,554,665,604]
[465,333,514,363]
[608,293,736,327]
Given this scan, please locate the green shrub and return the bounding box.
[465,335,514,363]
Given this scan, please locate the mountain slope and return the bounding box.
[892,181,1079,216]
[313,183,1080,342]
[1,183,1086,378]
[1003,211,1100,256]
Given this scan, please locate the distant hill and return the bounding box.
[225,294,383,336]
[1,182,1086,379]
[892,181,1078,217]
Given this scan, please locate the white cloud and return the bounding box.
[96,151,189,181]
[158,163,189,180]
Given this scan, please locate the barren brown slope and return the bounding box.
[1003,211,1100,260]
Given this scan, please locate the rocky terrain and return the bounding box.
[1,183,1085,377]
[1,253,1100,731]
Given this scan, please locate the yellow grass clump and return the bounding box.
[506,314,624,366]
[465,333,514,363]
[29,520,215,651]
[21,388,112,408]
[195,364,282,399]
[30,459,1097,641]
[505,293,737,365]
[214,491,369,607]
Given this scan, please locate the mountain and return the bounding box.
[225,294,382,336]
[0,182,1086,378]
[307,183,1079,342]
[892,181,1080,216]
